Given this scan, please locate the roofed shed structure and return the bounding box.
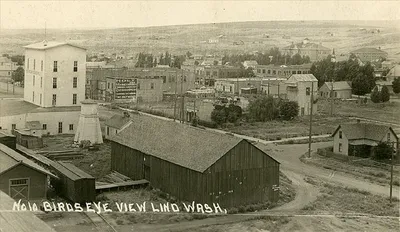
[50,161,95,203]
[104,113,133,140]
[110,114,280,208]
[319,81,352,99]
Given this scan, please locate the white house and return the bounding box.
[104,113,133,140]
[332,123,398,156]
[319,81,352,99]
[23,41,86,108]
[285,74,318,116]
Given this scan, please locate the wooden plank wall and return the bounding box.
[111,140,279,208]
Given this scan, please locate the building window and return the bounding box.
[53,61,58,72]
[41,60,43,71]
[334,92,338,98]
[40,93,42,104]
[162,76,166,83]
[111,83,113,89]
[40,77,42,88]
[137,83,140,89]
[306,87,310,96]
[339,143,342,152]
[27,58,29,69]
[52,94,57,106]
[58,122,63,133]
[33,75,35,86]
[107,127,109,135]
[53,78,57,88]
[32,91,35,102]
[73,77,77,88]
[10,178,28,186]
[108,83,110,89]
[73,61,78,72]
[72,94,77,105]
[339,131,342,139]
[151,83,154,89]
[69,124,74,131]
[42,124,47,130]
[33,59,36,70]
[387,133,391,142]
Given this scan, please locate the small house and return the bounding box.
[332,123,398,156]
[110,114,280,208]
[0,143,55,200]
[319,81,352,99]
[104,112,133,140]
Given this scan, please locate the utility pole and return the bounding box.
[330,78,334,116]
[390,140,399,203]
[180,70,184,123]
[173,71,178,122]
[277,82,280,100]
[308,82,314,158]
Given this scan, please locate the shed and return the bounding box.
[104,113,133,140]
[14,129,44,149]
[110,114,280,208]
[50,161,96,203]
[0,143,55,200]
[0,132,16,150]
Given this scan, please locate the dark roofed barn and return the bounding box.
[110,115,280,208]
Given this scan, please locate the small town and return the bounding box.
[0,1,399,232]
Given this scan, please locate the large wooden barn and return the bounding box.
[110,115,280,208]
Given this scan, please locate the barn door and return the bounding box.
[9,178,29,200]
[144,165,150,181]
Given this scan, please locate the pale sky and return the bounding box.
[1,0,400,29]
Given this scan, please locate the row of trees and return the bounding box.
[310,54,376,95]
[2,54,24,65]
[222,48,311,67]
[135,52,186,68]
[210,96,300,125]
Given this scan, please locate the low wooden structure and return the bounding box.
[14,129,43,149]
[0,131,16,150]
[0,190,56,232]
[51,161,96,203]
[110,114,280,208]
[96,179,149,192]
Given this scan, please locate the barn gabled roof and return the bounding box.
[332,123,398,142]
[323,81,352,91]
[110,114,247,172]
[105,114,132,129]
[0,144,55,177]
[51,161,94,181]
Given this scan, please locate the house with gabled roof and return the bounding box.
[109,114,280,207]
[332,123,398,156]
[0,143,56,200]
[319,81,352,99]
[104,112,133,140]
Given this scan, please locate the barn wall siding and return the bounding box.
[0,164,47,200]
[111,140,280,208]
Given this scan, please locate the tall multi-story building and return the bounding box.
[285,74,318,116]
[350,47,388,62]
[255,64,312,78]
[282,38,331,62]
[23,41,86,107]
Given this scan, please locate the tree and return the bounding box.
[11,67,24,83]
[353,74,371,96]
[370,87,381,103]
[392,77,400,94]
[226,104,242,123]
[211,107,227,125]
[247,96,279,122]
[279,101,299,120]
[186,51,192,59]
[380,85,390,102]
[374,142,394,160]
[194,60,199,66]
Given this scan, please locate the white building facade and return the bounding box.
[24,41,86,108]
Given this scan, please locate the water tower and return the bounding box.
[74,100,103,145]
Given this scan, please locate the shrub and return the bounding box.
[380,85,390,102]
[279,101,299,120]
[374,142,395,160]
[370,87,381,103]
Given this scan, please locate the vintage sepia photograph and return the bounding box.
[0,0,399,231]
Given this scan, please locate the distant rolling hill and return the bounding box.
[1,20,399,60]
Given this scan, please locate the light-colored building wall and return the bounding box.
[24,45,86,107]
[333,130,349,155]
[287,81,318,116]
[0,111,80,135]
[105,121,132,140]
[137,78,163,103]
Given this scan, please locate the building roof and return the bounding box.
[283,41,330,51]
[350,47,388,55]
[332,123,398,142]
[323,81,352,91]
[375,81,393,86]
[105,114,132,129]
[23,40,86,50]
[387,65,400,77]
[110,114,251,172]
[286,74,318,83]
[0,99,80,117]
[243,60,258,65]
[26,121,42,130]
[0,191,57,232]
[0,143,55,177]
[50,161,94,181]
